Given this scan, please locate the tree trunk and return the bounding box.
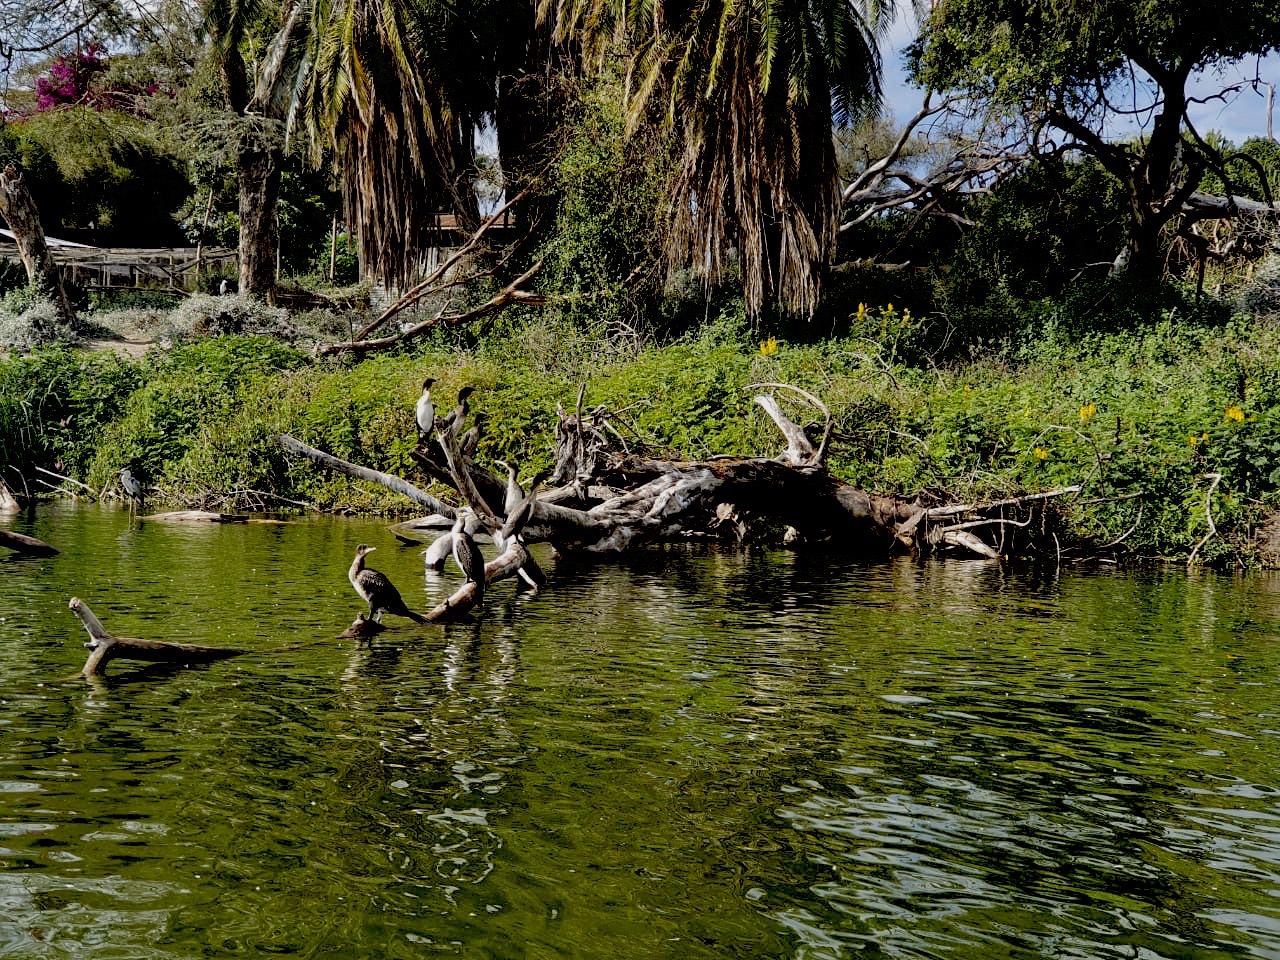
[0,162,75,325]
[0,528,58,556]
[237,137,282,300]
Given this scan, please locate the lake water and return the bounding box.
[3,502,1280,959]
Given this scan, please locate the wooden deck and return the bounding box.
[0,243,236,292]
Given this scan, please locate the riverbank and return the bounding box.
[2,310,1279,567]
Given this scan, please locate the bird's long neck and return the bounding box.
[349,553,366,584]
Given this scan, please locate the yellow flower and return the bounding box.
[759,336,778,356]
[1033,446,1049,461]
[1225,404,1245,422]
[1188,433,1200,446]
[1079,402,1096,423]
[855,303,867,323]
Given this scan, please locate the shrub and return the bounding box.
[0,285,77,350]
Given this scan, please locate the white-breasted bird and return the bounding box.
[450,507,485,598]
[415,377,436,441]
[349,544,427,624]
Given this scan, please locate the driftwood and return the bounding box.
[276,384,1085,635]
[284,386,1079,572]
[0,528,58,556]
[144,510,250,523]
[279,434,455,515]
[69,597,249,677]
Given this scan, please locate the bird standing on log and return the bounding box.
[493,459,522,551]
[119,467,144,510]
[496,468,549,590]
[349,544,427,624]
[450,507,485,599]
[415,377,436,441]
[499,469,549,546]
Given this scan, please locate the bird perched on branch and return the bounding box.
[450,507,485,599]
[119,467,145,510]
[415,377,436,441]
[494,466,549,590]
[459,412,487,459]
[437,385,475,437]
[499,469,549,546]
[492,459,523,550]
[348,544,427,624]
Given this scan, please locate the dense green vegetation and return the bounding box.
[3,305,1279,566]
[2,1,1278,571]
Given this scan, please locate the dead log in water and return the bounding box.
[0,528,58,556]
[69,597,249,677]
[282,387,1080,566]
[279,435,456,515]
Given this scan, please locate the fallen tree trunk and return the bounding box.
[69,597,249,677]
[284,387,1082,581]
[279,434,455,514]
[0,528,58,556]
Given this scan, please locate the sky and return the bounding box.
[877,16,1279,146]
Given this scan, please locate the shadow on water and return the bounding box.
[3,502,1280,958]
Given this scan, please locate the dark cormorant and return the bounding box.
[348,544,427,623]
[450,507,486,595]
[499,469,549,545]
[119,467,144,509]
[437,385,475,437]
[459,412,487,458]
[415,377,436,440]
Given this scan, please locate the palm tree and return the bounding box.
[544,0,892,317]
[285,0,513,289]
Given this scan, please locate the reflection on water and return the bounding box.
[3,503,1280,958]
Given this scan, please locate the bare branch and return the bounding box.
[316,260,545,357]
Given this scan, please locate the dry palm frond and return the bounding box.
[543,0,889,318]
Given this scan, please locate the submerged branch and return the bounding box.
[69,597,248,677]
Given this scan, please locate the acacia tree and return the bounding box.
[912,0,1280,282]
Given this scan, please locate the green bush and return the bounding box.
[5,311,1280,564]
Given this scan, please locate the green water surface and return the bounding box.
[2,503,1280,958]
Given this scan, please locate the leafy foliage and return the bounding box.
[911,0,1280,284]
[534,75,672,334]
